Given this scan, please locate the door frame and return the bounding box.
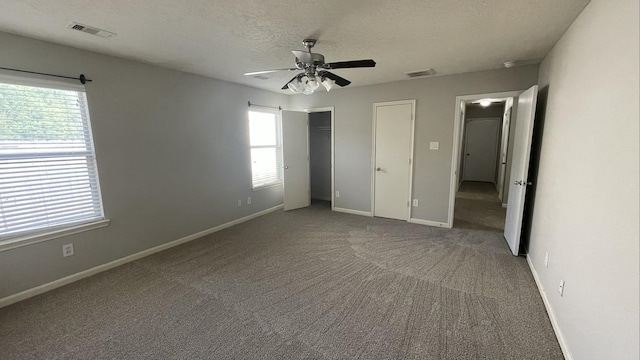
[497,98,514,201]
[304,107,335,210]
[448,90,523,228]
[371,99,416,221]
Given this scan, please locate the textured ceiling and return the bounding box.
[0,0,590,93]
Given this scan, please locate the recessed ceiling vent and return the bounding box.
[252,75,271,80]
[67,22,117,38]
[504,59,541,68]
[405,68,436,78]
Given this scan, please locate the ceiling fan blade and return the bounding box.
[281,74,303,90]
[318,71,351,87]
[323,59,376,70]
[244,68,297,76]
[292,50,313,63]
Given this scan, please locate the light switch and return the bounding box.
[429,142,439,150]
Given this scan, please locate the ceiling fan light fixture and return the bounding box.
[480,99,492,107]
[245,39,376,93]
[321,77,335,92]
[304,77,320,93]
[287,78,303,93]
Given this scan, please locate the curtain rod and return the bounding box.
[0,67,92,84]
[248,101,281,111]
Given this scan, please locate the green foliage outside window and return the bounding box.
[0,83,86,141]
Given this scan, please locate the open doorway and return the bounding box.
[281,107,334,212]
[308,110,333,209]
[449,87,540,255]
[456,100,507,231]
[448,91,521,231]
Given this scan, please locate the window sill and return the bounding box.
[0,219,111,253]
[252,181,283,191]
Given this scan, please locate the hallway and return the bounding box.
[454,181,506,232]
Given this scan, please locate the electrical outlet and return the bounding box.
[335,191,340,198]
[62,244,74,257]
[429,142,439,150]
[558,279,565,296]
[412,199,419,207]
[237,200,242,207]
[247,197,251,205]
[544,252,549,268]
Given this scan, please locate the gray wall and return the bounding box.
[0,32,287,299]
[529,0,639,358]
[290,67,538,222]
[309,112,332,201]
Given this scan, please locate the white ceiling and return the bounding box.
[0,0,590,93]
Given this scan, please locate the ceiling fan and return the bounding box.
[244,39,376,94]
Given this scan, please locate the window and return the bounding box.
[248,109,282,189]
[0,77,105,240]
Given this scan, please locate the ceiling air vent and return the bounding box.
[252,75,271,80]
[504,59,541,68]
[405,68,436,78]
[67,22,117,38]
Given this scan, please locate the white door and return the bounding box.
[504,85,538,255]
[282,110,310,211]
[373,101,414,220]
[463,119,500,182]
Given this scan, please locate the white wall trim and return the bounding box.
[448,90,525,228]
[526,255,573,360]
[502,203,508,208]
[333,207,373,217]
[409,218,448,228]
[0,204,283,309]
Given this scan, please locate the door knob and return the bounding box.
[284,165,289,169]
[514,180,523,185]
[376,167,381,171]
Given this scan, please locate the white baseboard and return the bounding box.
[409,218,448,228]
[333,207,372,217]
[526,255,573,360]
[0,204,283,309]
[502,203,508,208]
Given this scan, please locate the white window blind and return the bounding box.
[0,79,104,239]
[249,110,282,189]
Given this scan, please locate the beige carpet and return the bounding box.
[454,181,507,232]
[0,202,562,359]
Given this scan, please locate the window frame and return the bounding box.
[0,73,108,250]
[248,108,283,190]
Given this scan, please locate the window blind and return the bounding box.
[249,110,282,188]
[0,81,104,238]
